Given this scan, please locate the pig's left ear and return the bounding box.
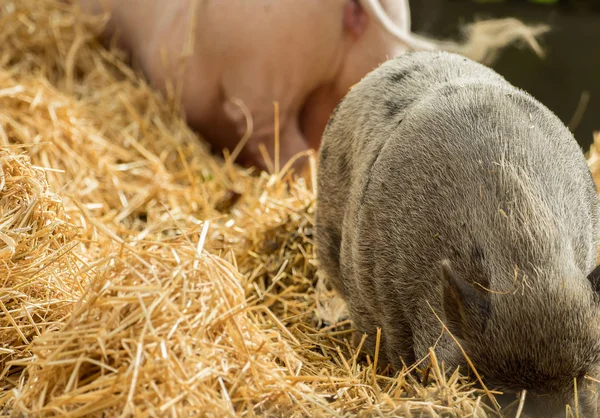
[587,264,600,294]
[343,0,368,39]
[440,259,491,339]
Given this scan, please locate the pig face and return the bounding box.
[442,261,600,417]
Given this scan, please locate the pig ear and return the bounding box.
[440,259,491,339]
[343,0,368,39]
[587,264,600,295]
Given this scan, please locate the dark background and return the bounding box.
[409,0,600,148]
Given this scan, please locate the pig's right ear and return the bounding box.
[587,264,600,295]
[440,259,491,339]
[343,0,368,40]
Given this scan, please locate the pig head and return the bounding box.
[78,0,548,173]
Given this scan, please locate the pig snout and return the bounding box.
[499,389,599,418]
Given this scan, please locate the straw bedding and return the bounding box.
[0,0,597,416]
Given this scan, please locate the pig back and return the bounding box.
[317,51,510,298]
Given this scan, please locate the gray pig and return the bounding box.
[315,51,600,417]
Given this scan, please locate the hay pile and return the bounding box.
[0,0,596,416]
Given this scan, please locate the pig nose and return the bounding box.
[497,392,570,418]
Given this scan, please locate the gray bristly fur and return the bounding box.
[315,51,600,417]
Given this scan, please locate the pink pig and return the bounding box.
[78,0,547,173]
